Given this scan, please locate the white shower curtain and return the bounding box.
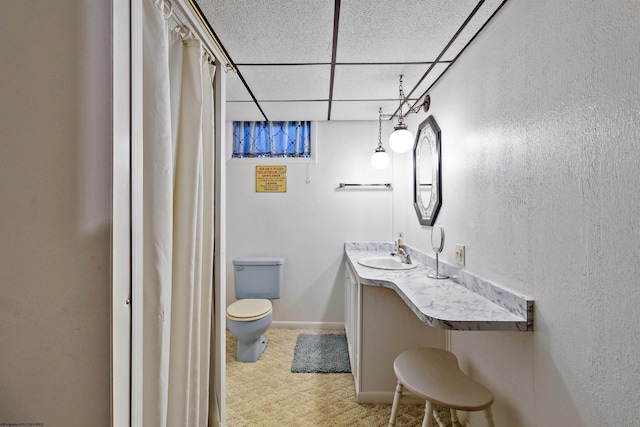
[142,1,216,426]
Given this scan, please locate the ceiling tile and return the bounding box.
[226,71,253,101]
[199,0,335,63]
[260,101,329,121]
[330,100,403,121]
[226,101,266,121]
[332,64,436,101]
[238,65,332,101]
[336,0,478,63]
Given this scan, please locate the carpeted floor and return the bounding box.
[226,328,451,426]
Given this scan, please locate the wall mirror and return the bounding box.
[413,115,442,226]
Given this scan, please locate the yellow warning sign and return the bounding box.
[256,165,287,193]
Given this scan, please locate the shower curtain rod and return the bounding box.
[163,0,229,69]
[185,0,237,73]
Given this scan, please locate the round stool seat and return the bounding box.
[226,299,272,322]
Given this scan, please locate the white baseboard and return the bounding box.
[356,391,395,404]
[271,320,345,330]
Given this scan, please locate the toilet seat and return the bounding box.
[226,299,272,322]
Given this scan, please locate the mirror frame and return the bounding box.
[413,115,442,226]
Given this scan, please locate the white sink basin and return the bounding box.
[357,255,417,270]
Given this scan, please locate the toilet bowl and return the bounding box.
[226,298,273,362]
[227,257,284,362]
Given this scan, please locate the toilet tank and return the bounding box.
[233,257,284,299]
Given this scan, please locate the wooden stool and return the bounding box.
[388,347,495,427]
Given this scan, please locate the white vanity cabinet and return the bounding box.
[344,259,360,383]
[344,260,446,403]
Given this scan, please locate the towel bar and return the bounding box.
[338,183,392,189]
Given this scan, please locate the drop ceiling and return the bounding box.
[195,0,508,121]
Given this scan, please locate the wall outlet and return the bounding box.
[455,244,466,266]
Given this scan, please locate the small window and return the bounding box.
[232,121,311,158]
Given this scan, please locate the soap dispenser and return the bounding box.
[392,232,403,255]
[397,232,405,251]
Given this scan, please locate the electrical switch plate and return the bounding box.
[455,244,465,266]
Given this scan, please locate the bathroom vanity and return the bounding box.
[344,242,533,403]
[344,259,446,403]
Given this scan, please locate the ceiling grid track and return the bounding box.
[327,0,342,121]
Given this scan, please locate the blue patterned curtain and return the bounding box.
[232,121,311,158]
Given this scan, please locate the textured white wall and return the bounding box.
[226,121,395,324]
[400,1,640,425]
[0,1,112,425]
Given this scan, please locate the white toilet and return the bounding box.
[226,257,284,362]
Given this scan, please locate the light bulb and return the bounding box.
[371,149,390,170]
[389,126,413,153]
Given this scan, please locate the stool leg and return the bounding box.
[484,407,495,427]
[433,406,448,427]
[388,381,403,426]
[422,401,435,427]
[450,409,461,427]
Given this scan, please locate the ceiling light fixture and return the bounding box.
[371,107,391,170]
[388,74,431,154]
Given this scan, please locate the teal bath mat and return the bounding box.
[291,333,351,374]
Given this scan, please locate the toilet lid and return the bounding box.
[226,299,272,322]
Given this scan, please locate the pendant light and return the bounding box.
[371,107,390,170]
[388,74,431,153]
[389,122,413,153]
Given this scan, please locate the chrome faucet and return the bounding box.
[397,247,412,264]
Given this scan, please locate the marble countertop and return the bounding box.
[345,242,533,331]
